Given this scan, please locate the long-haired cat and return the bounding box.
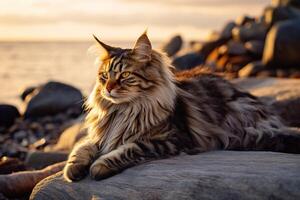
[64,32,300,182]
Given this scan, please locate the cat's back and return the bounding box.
[174,67,238,102]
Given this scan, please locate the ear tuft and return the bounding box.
[133,31,152,62]
[93,35,117,59]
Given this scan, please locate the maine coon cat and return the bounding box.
[64,32,300,182]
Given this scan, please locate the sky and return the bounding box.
[0,0,270,42]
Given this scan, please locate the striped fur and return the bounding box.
[64,33,300,182]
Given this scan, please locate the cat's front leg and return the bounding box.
[64,139,98,182]
[89,139,179,180]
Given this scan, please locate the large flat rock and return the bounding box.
[30,151,300,200]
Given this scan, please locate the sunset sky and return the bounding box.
[0,0,269,42]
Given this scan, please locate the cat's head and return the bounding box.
[91,32,175,105]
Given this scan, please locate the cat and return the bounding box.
[63,32,300,182]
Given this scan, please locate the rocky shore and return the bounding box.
[1,0,300,199]
[162,0,300,78]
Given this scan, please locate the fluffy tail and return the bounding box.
[253,127,300,154]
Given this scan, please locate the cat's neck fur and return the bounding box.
[85,51,176,154]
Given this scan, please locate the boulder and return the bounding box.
[0,157,27,174]
[263,19,300,69]
[200,37,229,60]
[0,104,20,128]
[24,81,84,118]
[25,151,68,170]
[272,0,300,9]
[219,21,236,39]
[232,22,267,42]
[30,151,300,200]
[172,53,204,70]
[238,61,265,77]
[244,40,265,57]
[233,78,300,126]
[225,55,253,73]
[218,41,247,56]
[263,6,300,26]
[162,35,183,57]
[235,15,255,26]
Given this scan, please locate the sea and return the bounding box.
[0,41,140,109]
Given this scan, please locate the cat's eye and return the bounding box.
[121,71,131,78]
[100,72,108,79]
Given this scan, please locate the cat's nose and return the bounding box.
[106,81,117,93]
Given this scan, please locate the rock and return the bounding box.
[276,69,290,77]
[263,6,300,26]
[225,55,253,73]
[31,151,300,200]
[49,121,87,152]
[272,0,300,9]
[172,53,204,70]
[232,22,267,42]
[256,70,277,78]
[215,55,230,71]
[218,41,247,56]
[0,157,27,174]
[30,138,49,150]
[289,69,300,78]
[162,35,183,57]
[13,130,28,141]
[206,48,221,67]
[245,40,265,57]
[235,15,255,26]
[25,151,68,170]
[238,61,265,77]
[188,41,204,52]
[24,81,84,118]
[219,21,236,39]
[263,19,300,69]
[200,37,229,60]
[233,78,300,126]
[0,104,20,128]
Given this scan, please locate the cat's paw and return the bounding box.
[63,160,89,182]
[89,160,118,180]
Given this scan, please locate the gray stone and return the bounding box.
[30,151,300,200]
[235,15,255,26]
[244,40,265,57]
[272,0,300,8]
[0,104,20,128]
[263,6,300,26]
[233,78,300,126]
[263,19,300,69]
[219,41,247,56]
[232,22,267,42]
[200,37,229,60]
[25,151,68,170]
[238,61,264,77]
[219,21,236,39]
[172,53,204,70]
[162,35,183,57]
[24,81,84,118]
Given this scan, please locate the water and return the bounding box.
[0,41,136,108]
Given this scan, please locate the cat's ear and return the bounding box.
[93,35,117,59]
[132,31,152,62]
